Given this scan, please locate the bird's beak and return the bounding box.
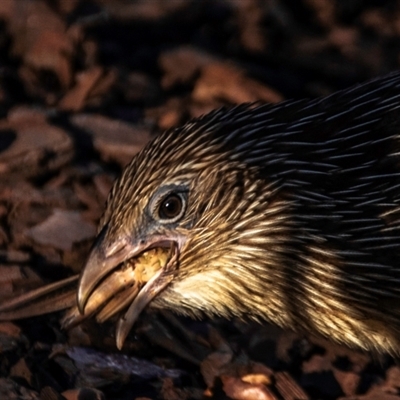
[77,226,179,349]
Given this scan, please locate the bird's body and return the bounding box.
[76,72,400,354]
[4,73,400,355]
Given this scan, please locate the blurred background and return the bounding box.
[2,0,400,127]
[1,1,400,399]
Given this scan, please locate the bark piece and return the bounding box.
[59,67,117,111]
[26,209,96,251]
[221,375,278,400]
[159,46,215,89]
[0,377,39,399]
[193,62,283,104]
[0,107,74,176]
[71,114,151,166]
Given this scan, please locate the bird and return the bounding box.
[3,72,400,355]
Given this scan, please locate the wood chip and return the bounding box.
[61,388,105,400]
[192,62,283,104]
[159,46,216,89]
[221,375,278,400]
[10,358,32,385]
[302,354,332,374]
[58,67,105,111]
[0,107,74,176]
[70,114,151,166]
[0,321,21,337]
[26,209,96,251]
[333,368,360,397]
[0,377,39,399]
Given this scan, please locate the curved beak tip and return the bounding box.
[76,245,108,316]
[116,332,125,350]
[76,286,87,315]
[77,264,96,315]
[76,237,178,349]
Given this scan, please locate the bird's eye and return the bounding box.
[158,193,185,221]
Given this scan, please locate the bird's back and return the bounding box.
[186,73,400,352]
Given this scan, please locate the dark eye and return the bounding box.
[158,193,184,221]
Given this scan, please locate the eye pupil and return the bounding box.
[159,194,183,220]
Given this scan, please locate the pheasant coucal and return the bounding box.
[2,72,400,355]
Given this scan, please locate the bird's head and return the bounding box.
[77,105,292,348]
